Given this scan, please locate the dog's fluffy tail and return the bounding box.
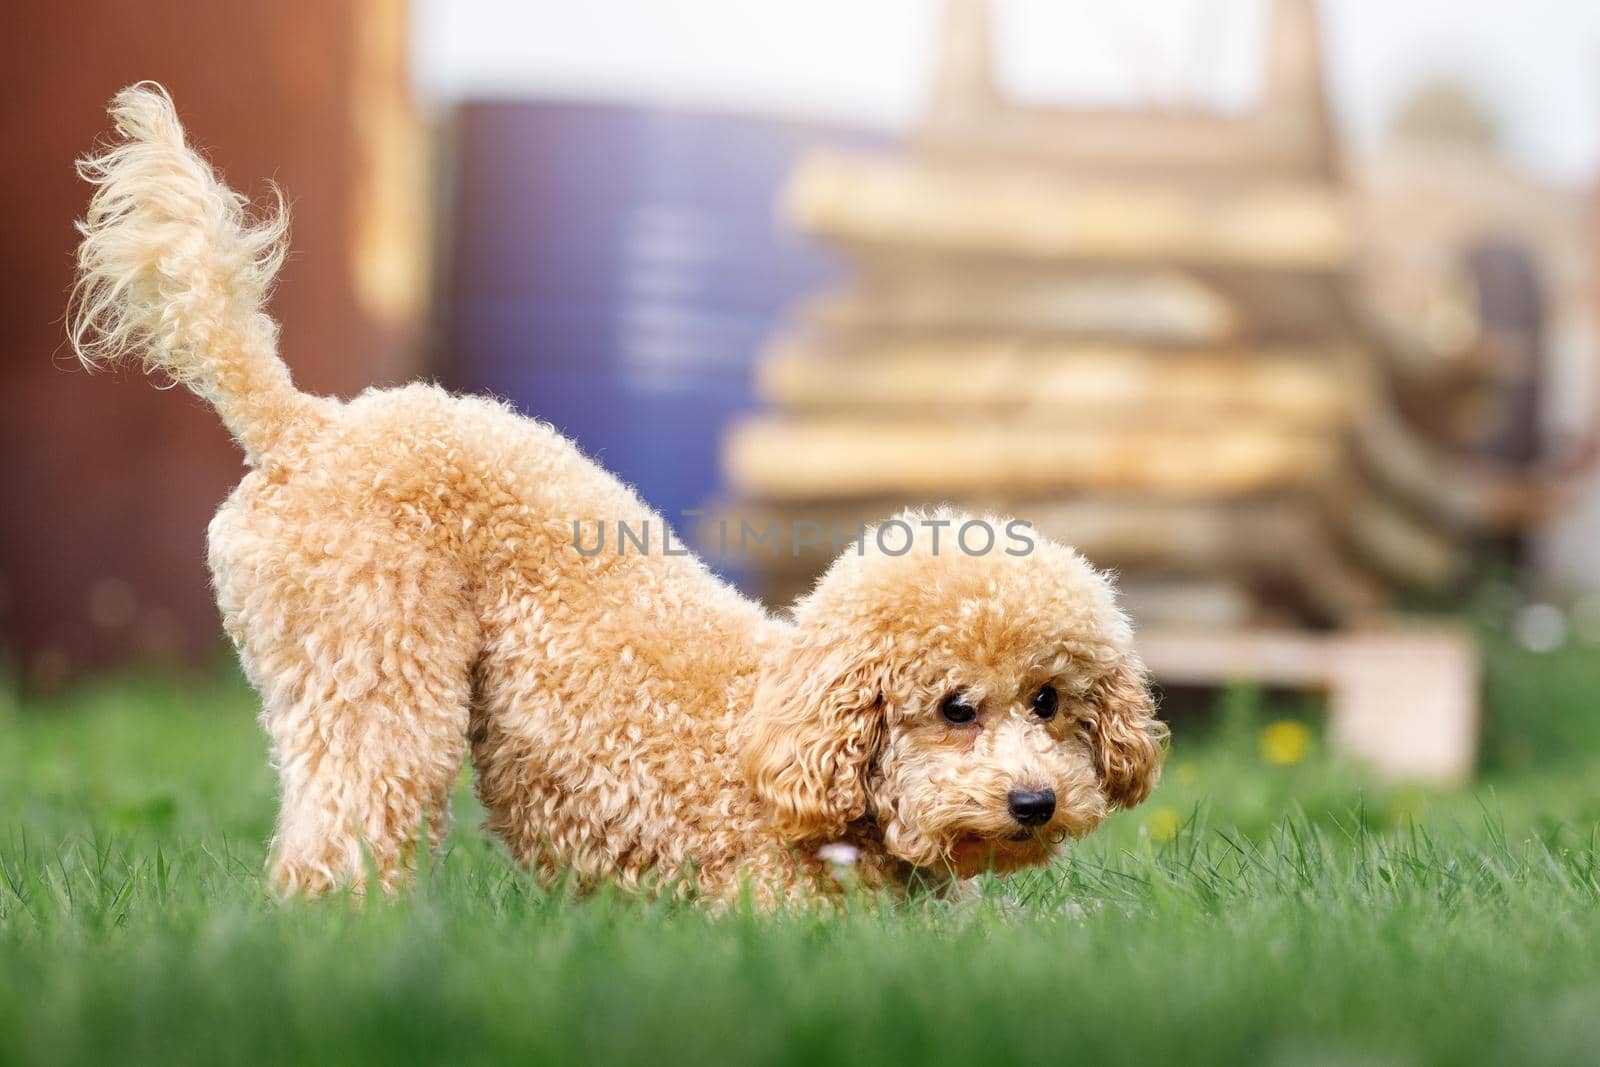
[69,82,317,462]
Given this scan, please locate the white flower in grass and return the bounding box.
[817,842,860,867]
[1514,602,1567,653]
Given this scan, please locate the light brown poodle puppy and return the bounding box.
[69,85,1165,903]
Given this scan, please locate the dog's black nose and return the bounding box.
[1007,788,1056,827]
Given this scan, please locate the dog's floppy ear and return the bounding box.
[1087,656,1167,809]
[739,631,888,841]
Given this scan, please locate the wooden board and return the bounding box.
[1325,474,1471,591]
[758,339,1348,428]
[921,0,1337,183]
[798,268,1238,343]
[1137,625,1480,783]
[784,151,1354,270]
[723,418,1337,500]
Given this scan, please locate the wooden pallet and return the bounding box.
[1137,625,1480,783]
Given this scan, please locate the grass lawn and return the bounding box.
[3,633,1600,1066]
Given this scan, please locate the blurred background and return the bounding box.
[4,0,1600,783]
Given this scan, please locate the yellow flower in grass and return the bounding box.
[1260,720,1312,766]
[1145,807,1182,842]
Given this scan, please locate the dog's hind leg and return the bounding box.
[213,501,479,896]
[264,666,472,897]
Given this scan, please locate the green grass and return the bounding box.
[3,636,1600,1066]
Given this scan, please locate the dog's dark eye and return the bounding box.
[939,694,978,725]
[1031,685,1059,720]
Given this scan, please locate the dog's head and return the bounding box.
[740,510,1165,878]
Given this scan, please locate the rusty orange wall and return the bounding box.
[0,2,420,687]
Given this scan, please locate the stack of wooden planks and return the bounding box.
[717,2,1412,626]
[714,0,1588,781]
